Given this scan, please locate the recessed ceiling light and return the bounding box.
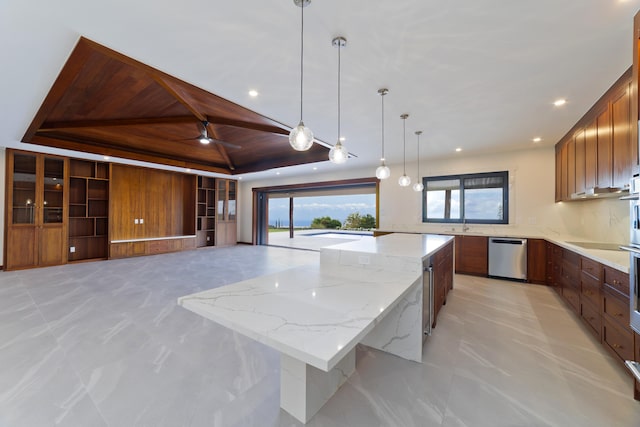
[248,90,259,97]
[455,148,462,152]
[553,99,566,107]
[532,137,542,143]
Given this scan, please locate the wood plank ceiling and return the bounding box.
[22,37,329,175]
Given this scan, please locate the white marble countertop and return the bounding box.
[178,264,422,372]
[323,233,454,261]
[375,229,630,273]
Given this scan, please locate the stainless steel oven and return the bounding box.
[622,173,640,383]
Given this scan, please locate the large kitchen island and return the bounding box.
[178,233,454,423]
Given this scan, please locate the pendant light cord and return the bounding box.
[403,117,407,175]
[381,94,385,159]
[416,133,420,178]
[337,41,341,142]
[299,3,304,122]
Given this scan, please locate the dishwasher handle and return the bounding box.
[490,238,526,245]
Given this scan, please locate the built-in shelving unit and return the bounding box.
[68,159,109,261]
[196,176,216,247]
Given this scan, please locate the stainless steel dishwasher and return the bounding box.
[488,237,527,281]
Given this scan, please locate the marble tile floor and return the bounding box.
[1,245,639,426]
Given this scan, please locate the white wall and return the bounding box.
[0,148,4,263]
[238,146,630,244]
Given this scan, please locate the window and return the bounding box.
[422,171,508,224]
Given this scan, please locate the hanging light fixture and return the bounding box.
[375,88,390,179]
[329,36,348,164]
[289,0,314,151]
[398,114,411,187]
[413,131,424,192]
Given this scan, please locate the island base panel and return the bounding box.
[280,349,356,423]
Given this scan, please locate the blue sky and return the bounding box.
[269,194,376,227]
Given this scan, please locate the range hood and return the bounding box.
[570,186,628,200]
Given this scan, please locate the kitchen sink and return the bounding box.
[565,241,624,251]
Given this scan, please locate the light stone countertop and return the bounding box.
[374,229,630,273]
[178,263,423,372]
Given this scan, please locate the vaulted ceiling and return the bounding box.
[22,38,329,175]
[2,0,639,180]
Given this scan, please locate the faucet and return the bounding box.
[462,218,470,232]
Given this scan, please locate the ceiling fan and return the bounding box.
[181,120,241,149]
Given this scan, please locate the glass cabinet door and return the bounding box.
[12,153,37,224]
[43,157,64,223]
[228,180,236,221]
[217,179,227,220]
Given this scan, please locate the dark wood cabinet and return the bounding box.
[432,240,454,328]
[580,256,602,340]
[4,150,67,270]
[68,159,109,261]
[555,69,633,201]
[612,83,632,190]
[560,249,580,314]
[454,235,487,276]
[109,164,196,257]
[635,332,639,401]
[527,238,547,284]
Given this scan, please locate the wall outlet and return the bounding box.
[358,255,370,265]
[206,236,210,241]
[134,218,139,224]
[140,218,144,224]
[70,246,75,253]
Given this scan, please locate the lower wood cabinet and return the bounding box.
[527,238,547,284]
[635,332,639,401]
[454,235,487,276]
[110,237,196,259]
[603,316,635,363]
[432,240,454,328]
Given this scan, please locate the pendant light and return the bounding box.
[398,114,411,187]
[289,0,314,151]
[413,131,424,192]
[329,36,348,164]
[375,88,391,179]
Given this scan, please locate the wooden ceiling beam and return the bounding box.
[153,75,236,171]
[39,116,197,131]
[29,133,232,174]
[205,115,290,136]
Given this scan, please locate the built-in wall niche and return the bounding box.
[68,159,109,261]
[196,176,216,247]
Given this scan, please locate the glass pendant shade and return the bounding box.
[413,182,424,192]
[329,141,348,164]
[399,174,411,187]
[289,121,314,151]
[376,160,390,179]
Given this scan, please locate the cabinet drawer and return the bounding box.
[563,249,580,265]
[563,286,580,313]
[580,270,601,307]
[581,299,602,340]
[603,267,629,296]
[603,317,634,362]
[603,290,630,328]
[581,257,602,280]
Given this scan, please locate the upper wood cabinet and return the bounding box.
[4,150,68,270]
[612,83,632,190]
[555,69,633,201]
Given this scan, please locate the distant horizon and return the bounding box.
[268,194,376,228]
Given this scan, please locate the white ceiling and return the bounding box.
[1,0,639,181]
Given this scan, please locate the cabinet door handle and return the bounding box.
[613,344,622,349]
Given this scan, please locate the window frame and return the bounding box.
[421,171,509,224]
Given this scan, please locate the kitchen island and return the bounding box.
[178,233,453,423]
